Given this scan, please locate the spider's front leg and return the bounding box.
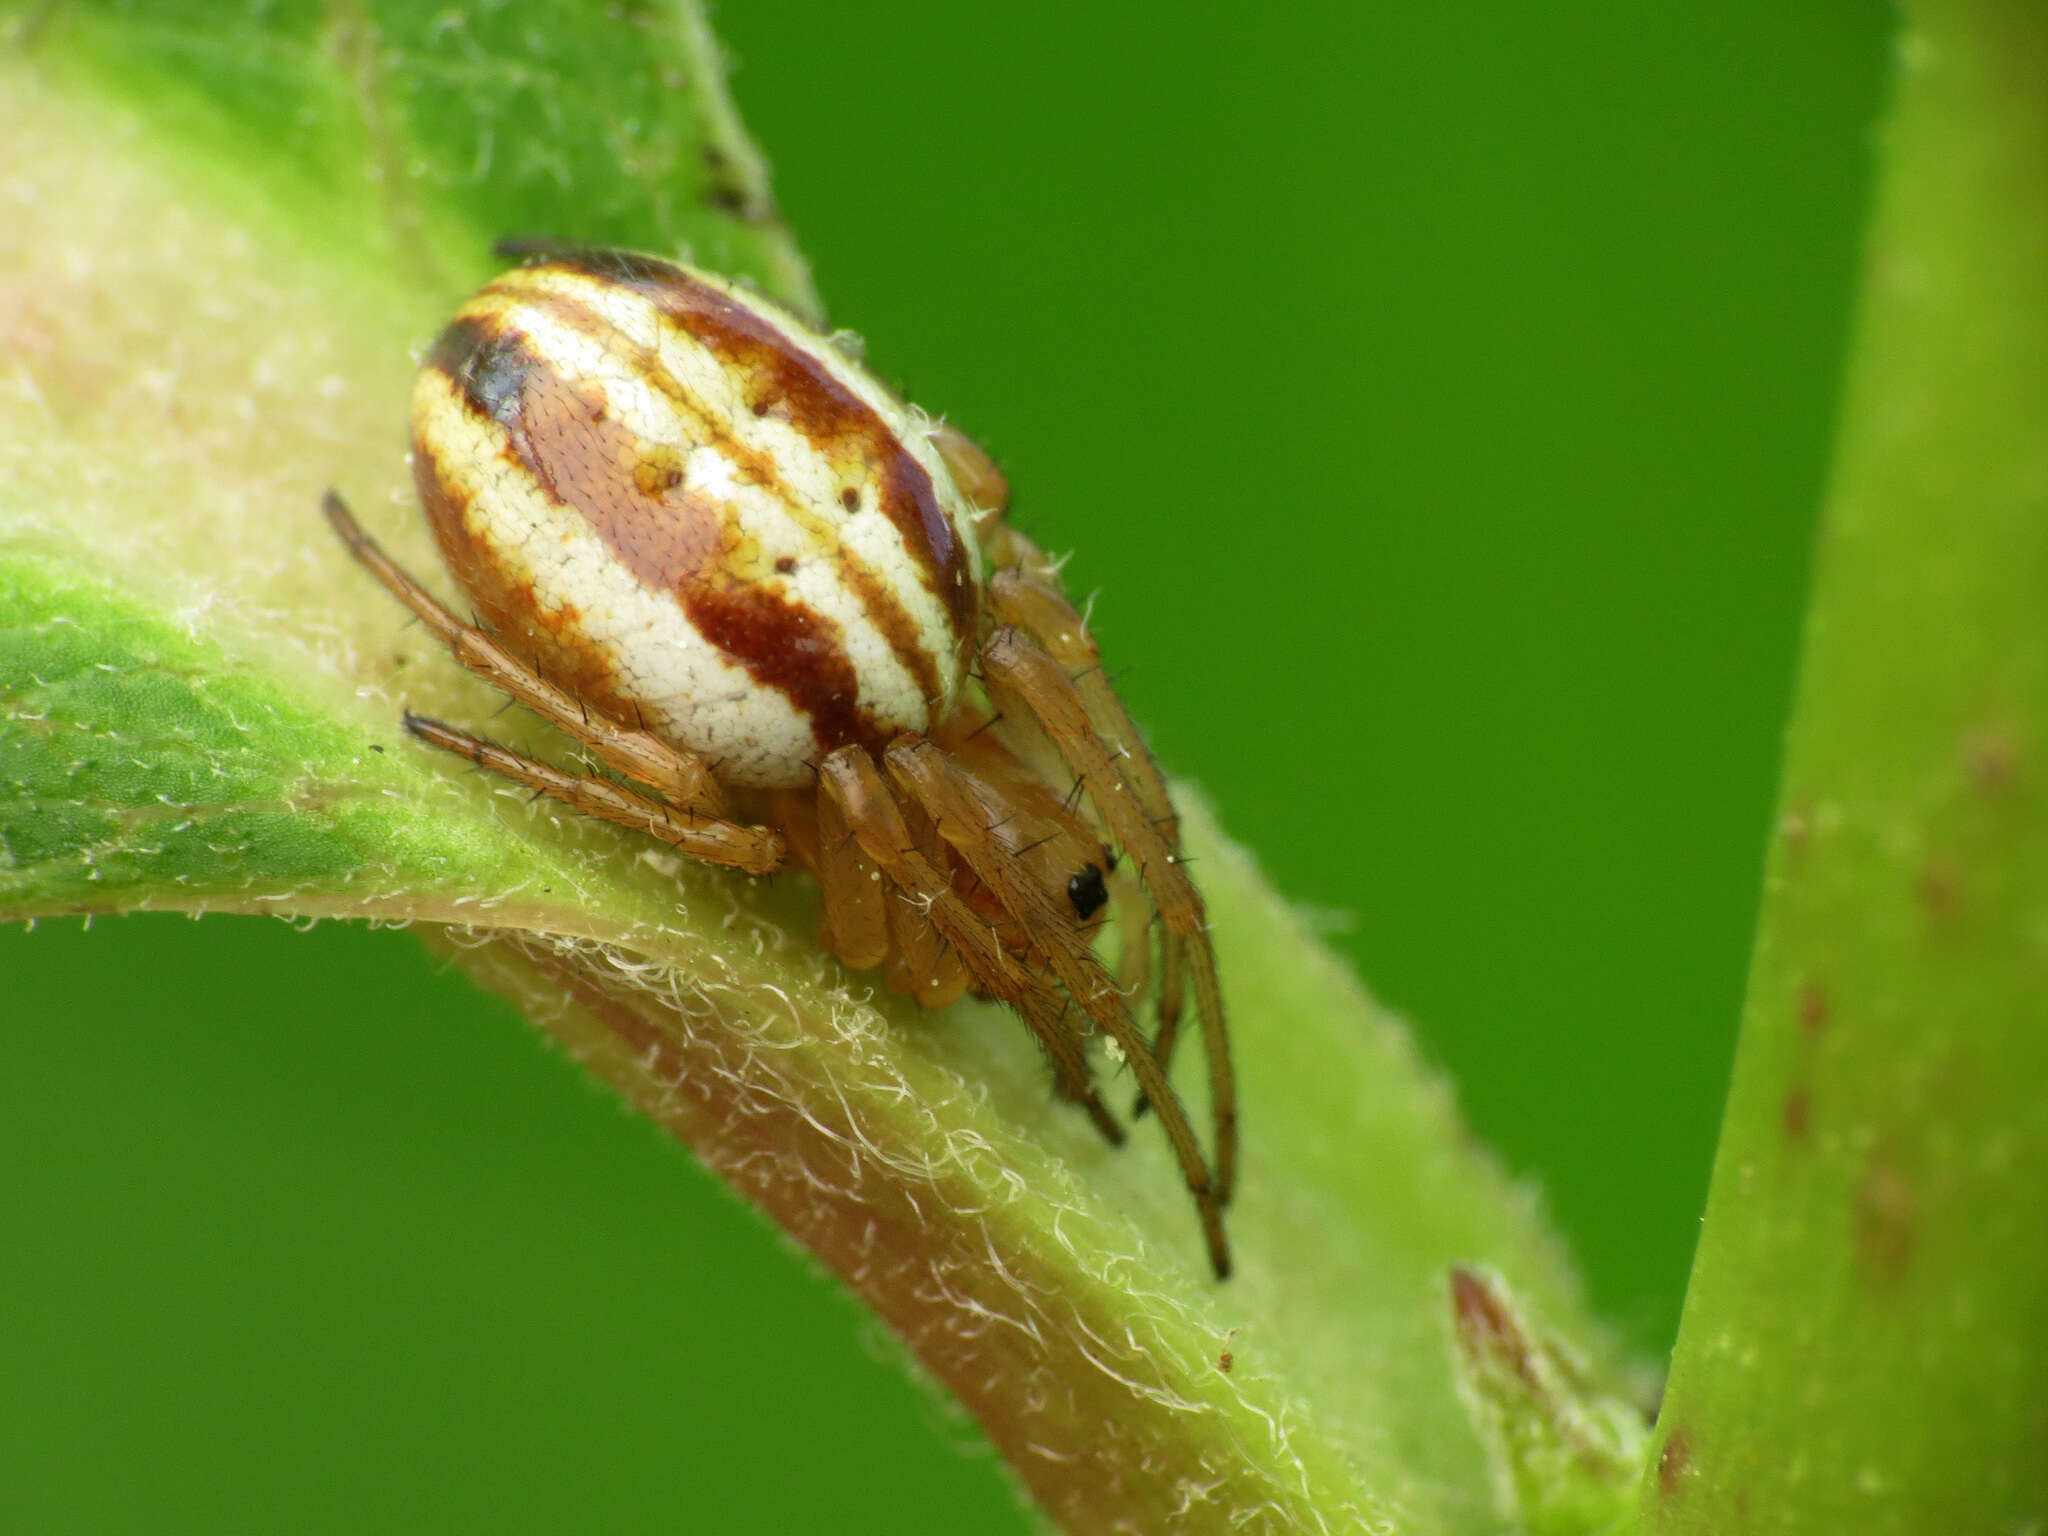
[980,622,1237,1206]
[880,738,1231,1279]
[929,429,1238,1207]
[816,746,1126,1152]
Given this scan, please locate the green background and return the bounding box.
[1,4,1890,1530]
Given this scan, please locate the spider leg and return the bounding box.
[979,610,1239,1208]
[817,746,1125,1151]
[940,595,1193,1122]
[325,490,727,818]
[883,737,1230,1280]
[918,438,1235,1206]
[882,794,972,1008]
[814,764,974,1011]
[815,770,890,970]
[1107,858,1154,1002]
[1148,931,1189,1111]
[929,422,1013,534]
[403,713,785,874]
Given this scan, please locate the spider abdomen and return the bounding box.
[409,252,983,788]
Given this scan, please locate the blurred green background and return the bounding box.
[1,3,1890,1530]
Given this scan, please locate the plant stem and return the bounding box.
[1635,4,2048,1528]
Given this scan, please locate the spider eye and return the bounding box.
[1066,862,1108,921]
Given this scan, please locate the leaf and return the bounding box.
[1,5,1628,1529]
[1632,3,2048,1529]
[1450,1266,1647,1536]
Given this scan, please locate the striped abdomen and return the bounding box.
[410,252,984,788]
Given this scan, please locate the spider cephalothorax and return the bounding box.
[325,248,1237,1275]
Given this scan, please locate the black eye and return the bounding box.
[1066,862,1108,920]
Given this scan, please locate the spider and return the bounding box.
[323,246,1236,1277]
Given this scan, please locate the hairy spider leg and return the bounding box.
[818,748,1125,1150]
[979,626,1239,1209]
[815,775,891,970]
[325,491,730,819]
[402,713,786,874]
[1105,857,1155,1002]
[984,571,1219,1155]
[984,570,1198,1113]
[880,793,972,1008]
[325,492,784,874]
[948,461,1233,1203]
[883,738,1230,1279]
[809,725,1051,1013]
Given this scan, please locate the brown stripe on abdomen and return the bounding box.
[410,439,645,728]
[424,303,728,590]
[514,282,952,715]
[418,279,941,755]
[682,579,882,756]
[552,253,981,648]
[830,560,943,714]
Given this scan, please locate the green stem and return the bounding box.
[1635,4,2048,1528]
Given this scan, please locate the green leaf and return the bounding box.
[1450,1266,1648,1536]
[1,5,1626,1530]
[1633,3,2048,1529]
